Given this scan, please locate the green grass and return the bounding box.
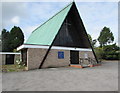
[2,63,26,73]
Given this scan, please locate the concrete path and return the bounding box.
[2,61,118,91]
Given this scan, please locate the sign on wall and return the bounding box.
[58,51,64,59]
[84,53,88,58]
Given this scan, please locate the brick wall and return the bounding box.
[14,55,20,63]
[42,49,70,68]
[79,51,96,65]
[79,51,94,58]
[27,48,70,70]
[27,48,47,70]
[0,54,6,65]
[26,48,96,70]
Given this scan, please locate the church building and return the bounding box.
[17,2,99,70]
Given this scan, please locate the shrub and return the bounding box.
[95,44,119,60]
[94,47,104,61]
[16,59,25,68]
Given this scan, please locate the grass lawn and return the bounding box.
[1,63,26,73]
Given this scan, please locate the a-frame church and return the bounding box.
[17,2,100,70]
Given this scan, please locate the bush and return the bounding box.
[94,47,104,61]
[104,53,119,60]
[16,59,25,68]
[95,44,119,60]
[102,44,119,60]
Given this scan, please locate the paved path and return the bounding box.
[2,61,118,91]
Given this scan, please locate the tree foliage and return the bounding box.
[94,47,104,61]
[95,43,119,60]
[92,26,119,60]
[88,34,97,47]
[1,29,11,52]
[98,27,114,47]
[9,26,24,51]
[102,43,119,60]
[1,26,24,52]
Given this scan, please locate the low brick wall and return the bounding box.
[27,48,70,70]
[26,48,96,70]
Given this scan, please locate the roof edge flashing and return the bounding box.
[17,44,92,51]
[17,44,25,51]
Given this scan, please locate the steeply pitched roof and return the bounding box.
[25,2,73,45]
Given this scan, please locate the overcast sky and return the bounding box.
[1,1,118,46]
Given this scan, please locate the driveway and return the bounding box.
[2,61,118,91]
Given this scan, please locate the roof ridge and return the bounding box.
[32,2,73,33]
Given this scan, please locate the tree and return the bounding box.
[88,34,97,47]
[1,26,24,52]
[9,26,24,51]
[1,29,11,52]
[98,27,114,47]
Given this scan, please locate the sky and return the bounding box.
[1,1,118,46]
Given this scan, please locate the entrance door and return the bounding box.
[70,50,79,64]
[6,54,15,64]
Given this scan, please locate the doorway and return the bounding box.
[6,54,15,64]
[70,50,79,64]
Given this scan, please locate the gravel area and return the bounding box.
[2,61,118,91]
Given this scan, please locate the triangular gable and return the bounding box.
[53,2,91,48]
[51,2,98,64]
[25,2,73,45]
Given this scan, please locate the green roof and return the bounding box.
[25,2,73,45]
